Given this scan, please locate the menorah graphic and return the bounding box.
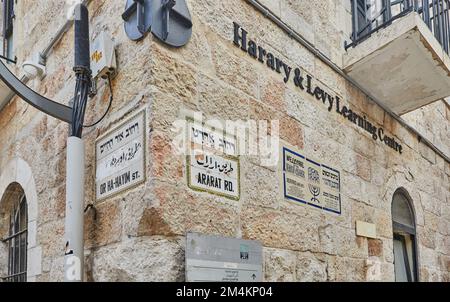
[309,184,321,204]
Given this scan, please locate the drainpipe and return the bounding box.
[247,0,450,164]
[40,0,92,64]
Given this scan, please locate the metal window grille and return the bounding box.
[2,0,14,60]
[2,194,27,282]
[348,0,450,54]
[2,0,14,39]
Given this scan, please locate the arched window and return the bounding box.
[392,189,418,282]
[0,183,28,282]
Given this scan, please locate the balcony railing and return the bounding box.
[346,0,450,54]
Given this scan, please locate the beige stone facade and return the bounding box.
[0,0,449,282]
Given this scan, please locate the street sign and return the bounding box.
[186,120,241,201]
[186,233,263,282]
[95,109,146,201]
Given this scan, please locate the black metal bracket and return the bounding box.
[123,0,193,47]
[0,60,72,123]
[151,0,193,47]
[122,0,145,33]
[123,0,152,41]
[84,204,97,221]
[162,0,176,41]
[0,55,17,64]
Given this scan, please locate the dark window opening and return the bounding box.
[1,0,15,61]
[1,192,27,282]
[392,189,418,282]
[348,0,450,54]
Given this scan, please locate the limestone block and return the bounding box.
[368,239,383,257]
[420,246,439,269]
[150,45,198,104]
[0,243,7,278]
[84,200,122,249]
[241,160,280,209]
[92,237,185,282]
[296,252,327,282]
[150,181,240,238]
[419,142,437,164]
[280,1,314,44]
[197,73,250,121]
[38,219,65,259]
[241,205,321,252]
[211,40,259,99]
[334,257,367,282]
[263,248,296,282]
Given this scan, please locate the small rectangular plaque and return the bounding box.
[95,109,146,201]
[282,146,341,215]
[356,221,377,239]
[186,119,240,201]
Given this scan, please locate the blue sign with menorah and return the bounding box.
[282,147,341,215]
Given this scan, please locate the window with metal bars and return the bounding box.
[1,194,27,282]
[348,0,450,54]
[2,0,14,37]
[1,0,15,61]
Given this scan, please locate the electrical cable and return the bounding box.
[70,71,90,137]
[83,73,114,128]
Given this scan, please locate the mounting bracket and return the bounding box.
[151,0,193,47]
[122,0,153,41]
[0,60,72,123]
[122,0,193,47]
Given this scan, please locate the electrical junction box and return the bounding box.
[90,32,117,80]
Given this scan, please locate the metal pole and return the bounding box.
[64,3,91,282]
[64,137,85,282]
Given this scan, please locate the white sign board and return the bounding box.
[95,110,146,200]
[188,154,240,200]
[188,121,238,156]
[282,146,341,214]
[187,120,240,201]
[186,233,263,282]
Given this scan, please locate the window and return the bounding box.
[392,189,418,282]
[353,0,388,39]
[1,0,15,61]
[1,189,27,282]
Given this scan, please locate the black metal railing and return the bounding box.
[347,0,450,54]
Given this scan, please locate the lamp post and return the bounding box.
[64,3,91,282]
[0,3,91,282]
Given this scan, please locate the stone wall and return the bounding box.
[403,100,450,160]
[0,0,448,282]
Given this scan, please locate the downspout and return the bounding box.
[247,0,450,164]
[40,0,92,64]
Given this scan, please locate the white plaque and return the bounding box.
[188,153,240,200]
[186,119,240,200]
[282,146,341,215]
[95,110,146,201]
